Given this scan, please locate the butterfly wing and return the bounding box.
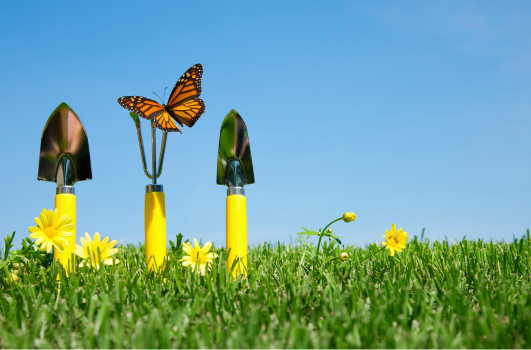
[166,64,205,127]
[118,63,204,132]
[118,96,164,120]
[167,64,203,106]
[167,98,205,128]
[154,111,182,133]
[118,96,182,132]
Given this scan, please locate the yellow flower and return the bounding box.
[339,252,349,262]
[180,238,218,276]
[382,223,408,256]
[28,209,74,253]
[342,212,356,222]
[74,232,120,269]
[5,272,18,284]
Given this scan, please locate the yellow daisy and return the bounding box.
[382,223,408,256]
[74,232,120,269]
[180,238,218,276]
[28,209,74,253]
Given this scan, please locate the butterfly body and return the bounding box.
[118,64,205,133]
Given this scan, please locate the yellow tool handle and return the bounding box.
[226,194,248,276]
[145,191,166,272]
[54,193,76,273]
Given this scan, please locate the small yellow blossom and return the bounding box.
[75,232,120,270]
[382,223,408,256]
[180,238,218,276]
[339,252,349,262]
[342,212,356,222]
[5,273,18,284]
[28,209,74,253]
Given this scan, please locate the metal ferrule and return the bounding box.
[227,186,245,196]
[146,184,164,193]
[56,186,75,195]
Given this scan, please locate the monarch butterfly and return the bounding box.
[117,64,205,133]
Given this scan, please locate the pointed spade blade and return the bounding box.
[217,109,255,186]
[38,102,92,185]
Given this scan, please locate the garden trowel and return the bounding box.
[38,102,92,271]
[217,109,254,276]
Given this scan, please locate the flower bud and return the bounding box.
[12,263,20,271]
[342,212,356,222]
[328,228,333,233]
[339,252,349,262]
[5,273,19,284]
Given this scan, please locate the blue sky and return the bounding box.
[0,1,530,250]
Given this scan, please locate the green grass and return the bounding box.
[2,232,531,348]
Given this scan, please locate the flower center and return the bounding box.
[389,236,398,246]
[44,226,57,238]
[195,252,205,263]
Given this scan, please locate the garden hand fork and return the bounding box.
[129,113,168,272]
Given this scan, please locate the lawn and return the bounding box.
[1,231,531,348]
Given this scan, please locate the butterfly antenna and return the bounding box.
[152,91,164,104]
[162,87,168,103]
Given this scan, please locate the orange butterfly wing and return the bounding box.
[166,64,205,127]
[118,96,161,120]
[167,98,205,128]
[117,96,182,132]
[117,63,204,133]
[154,112,182,133]
[167,64,203,106]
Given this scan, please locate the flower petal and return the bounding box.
[29,232,43,239]
[46,241,53,253]
[28,226,43,234]
[182,242,194,255]
[34,217,44,230]
[201,242,212,254]
[47,209,55,227]
[100,236,109,248]
[103,258,119,265]
[75,245,88,259]
[93,232,101,247]
[39,210,48,227]
[193,238,200,251]
[84,232,93,246]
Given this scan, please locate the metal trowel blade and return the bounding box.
[38,102,92,186]
[216,109,254,186]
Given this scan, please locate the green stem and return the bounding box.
[315,217,342,262]
[358,246,386,264]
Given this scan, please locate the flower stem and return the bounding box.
[315,217,342,262]
[358,246,386,264]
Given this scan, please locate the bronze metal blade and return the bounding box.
[38,102,92,186]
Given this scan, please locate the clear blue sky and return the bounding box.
[1,1,529,250]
